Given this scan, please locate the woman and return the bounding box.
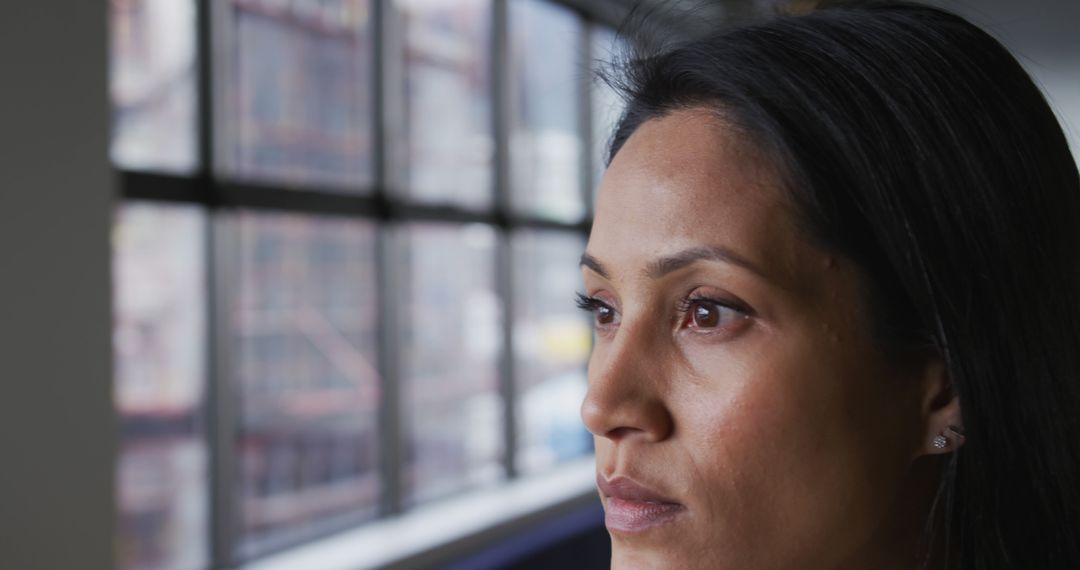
[577,1,1080,568]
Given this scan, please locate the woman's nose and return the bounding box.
[580,326,674,443]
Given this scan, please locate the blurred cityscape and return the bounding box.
[111,0,618,568]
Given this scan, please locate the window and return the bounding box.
[508,0,586,222]
[512,230,592,475]
[110,0,198,172]
[113,203,208,569]
[398,223,503,504]
[589,25,628,201]
[397,0,494,209]
[232,213,381,559]
[221,0,375,190]
[110,0,624,567]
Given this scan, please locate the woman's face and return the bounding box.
[581,109,934,569]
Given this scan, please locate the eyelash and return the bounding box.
[675,295,748,316]
[575,292,613,317]
[575,293,619,331]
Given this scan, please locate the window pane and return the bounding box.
[113,203,208,570]
[508,0,585,223]
[110,0,198,173]
[397,0,494,209]
[512,230,592,474]
[590,26,626,200]
[222,0,374,191]
[233,213,381,559]
[400,223,503,505]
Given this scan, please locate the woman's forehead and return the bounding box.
[590,110,803,282]
[587,108,862,312]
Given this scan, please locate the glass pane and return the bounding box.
[590,26,627,201]
[113,203,208,570]
[110,0,198,173]
[233,213,381,559]
[512,230,592,474]
[223,0,375,191]
[397,0,494,209]
[400,223,503,505]
[508,0,585,223]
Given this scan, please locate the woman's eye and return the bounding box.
[595,305,615,325]
[682,298,746,330]
[575,293,619,327]
[691,301,720,327]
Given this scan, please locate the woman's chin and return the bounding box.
[610,546,673,570]
[610,544,716,570]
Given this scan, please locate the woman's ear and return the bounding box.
[916,356,965,457]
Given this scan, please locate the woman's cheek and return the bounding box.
[674,342,851,565]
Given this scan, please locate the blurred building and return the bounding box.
[109,0,627,567]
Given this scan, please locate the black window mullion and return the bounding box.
[497,228,518,480]
[121,171,209,204]
[493,0,511,219]
[217,183,388,219]
[374,0,406,518]
[581,21,597,222]
[375,223,405,517]
[196,0,240,566]
[491,0,519,481]
[119,172,592,232]
[208,209,240,570]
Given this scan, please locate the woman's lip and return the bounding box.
[597,474,679,503]
[597,475,685,533]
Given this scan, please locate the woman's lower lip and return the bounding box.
[604,497,685,533]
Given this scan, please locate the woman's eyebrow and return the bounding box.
[580,246,768,281]
[580,252,610,279]
[646,245,767,280]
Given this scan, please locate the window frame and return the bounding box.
[115,0,624,566]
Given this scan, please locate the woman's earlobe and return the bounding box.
[918,357,965,455]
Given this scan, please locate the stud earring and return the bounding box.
[932,425,966,451]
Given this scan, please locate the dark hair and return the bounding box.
[602,2,1080,568]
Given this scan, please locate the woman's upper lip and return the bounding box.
[597,474,681,504]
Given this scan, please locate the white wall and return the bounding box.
[927,0,1080,164]
[0,3,114,570]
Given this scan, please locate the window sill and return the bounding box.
[241,456,599,570]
